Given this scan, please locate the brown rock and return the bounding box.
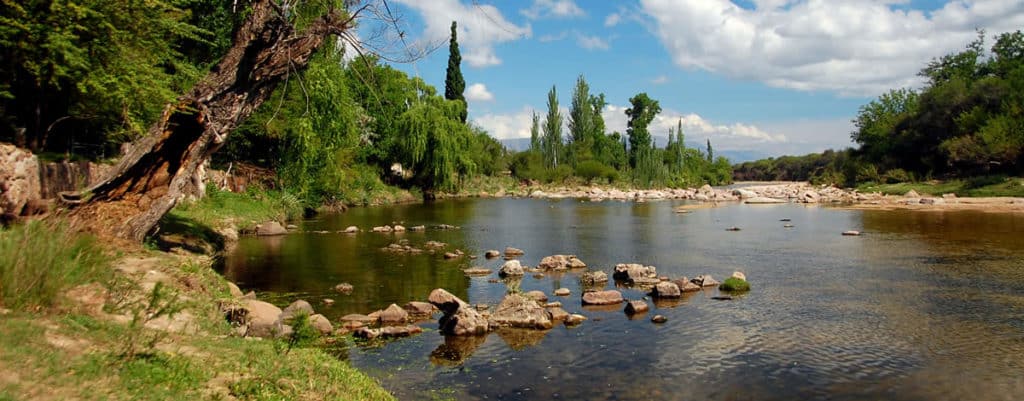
[334,283,354,294]
[463,267,492,276]
[582,290,624,305]
[309,314,333,335]
[692,274,720,287]
[403,301,436,317]
[547,307,570,321]
[428,288,490,336]
[565,314,587,326]
[238,299,284,338]
[489,294,553,330]
[651,314,668,323]
[256,221,287,236]
[624,300,649,315]
[524,290,548,303]
[553,288,571,297]
[504,247,525,256]
[484,250,501,259]
[379,303,409,325]
[651,281,681,298]
[673,277,702,292]
[340,314,376,324]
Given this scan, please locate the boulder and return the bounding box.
[379,303,409,325]
[547,307,570,321]
[651,315,668,323]
[343,226,359,233]
[499,260,525,277]
[672,277,702,292]
[545,301,562,308]
[731,271,747,281]
[404,301,436,317]
[0,144,41,216]
[279,300,315,324]
[379,325,423,338]
[339,314,376,324]
[567,256,587,268]
[905,190,921,198]
[322,298,335,306]
[334,283,354,294]
[582,290,624,305]
[537,255,570,270]
[624,300,649,315]
[256,221,287,236]
[238,299,284,338]
[612,263,657,282]
[651,281,681,298]
[581,271,609,285]
[428,288,490,336]
[554,288,571,297]
[800,190,821,203]
[692,274,720,287]
[504,247,525,256]
[524,290,548,303]
[484,250,501,259]
[489,294,554,330]
[565,314,587,326]
[733,188,757,199]
[308,314,333,335]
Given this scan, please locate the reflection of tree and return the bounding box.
[430,334,487,367]
[496,328,550,350]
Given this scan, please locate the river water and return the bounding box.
[220,198,1024,401]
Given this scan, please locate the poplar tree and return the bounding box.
[542,85,563,168]
[444,21,466,122]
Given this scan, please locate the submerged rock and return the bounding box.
[582,290,624,305]
[489,293,553,330]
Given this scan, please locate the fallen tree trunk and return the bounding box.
[64,0,358,242]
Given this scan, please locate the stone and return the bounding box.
[842,230,861,236]
[237,299,284,338]
[340,314,376,324]
[651,315,668,323]
[404,301,436,317]
[537,255,570,270]
[309,314,333,335]
[285,224,298,230]
[353,327,380,339]
[463,267,492,276]
[905,190,921,198]
[624,300,649,315]
[279,300,315,324]
[567,256,587,268]
[673,278,702,292]
[409,225,426,231]
[343,226,358,233]
[504,247,525,256]
[428,288,490,336]
[942,193,958,199]
[489,294,553,330]
[256,221,287,236]
[544,301,562,308]
[733,188,758,199]
[800,190,821,203]
[745,197,786,204]
[393,225,406,232]
[485,250,501,258]
[612,263,656,281]
[0,144,41,216]
[554,288,571,297]
[379,303,409,325]
[726,226,742,231]
[651,281,681,298]
[582,290,624,305]
[342,320,366,331]
[499,260,525,277]
[692,275,720,287]
[443,252,460,259]
[547,307,570,321]
[334,283,354,294]
[784,224,795,228]
[379,325,423,338]
[565,314,587,326]
[919,198,936,205]
[731,271,747,281]
[524,290,548,303]
[581,271,609,285]
[322,298,335,306]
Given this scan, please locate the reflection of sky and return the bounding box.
[225,200,1024,401]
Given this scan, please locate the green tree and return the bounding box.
[706,139,714,162]
[625,93,661,168]
[542,85,563,168]
[567,75,593,165]
[444,21,466,122]
[529,111,540,151]
[396,97,474,191]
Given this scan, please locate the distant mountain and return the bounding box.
[498,136,770,163]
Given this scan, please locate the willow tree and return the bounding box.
[396,98,474,192]
[63,0,368,241]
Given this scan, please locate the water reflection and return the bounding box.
[223,199,1024,401]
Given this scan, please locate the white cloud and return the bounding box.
[651,75,669,85]
[394,0,531,68]
[576,33,610,50]
[465,83,495,102]
[521,0,585,19]
[539,30,569,42]
[601,104,787,151]
[604,13,622,27]
[639,0,1024,96]
[472,107,537,140]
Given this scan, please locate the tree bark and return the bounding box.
[64,0,356,242]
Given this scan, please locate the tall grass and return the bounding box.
[0,220,108,310]
[168,187,304,229]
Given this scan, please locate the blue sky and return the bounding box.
[360,0,1024,159]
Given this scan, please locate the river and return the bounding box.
[220,198,1024,401]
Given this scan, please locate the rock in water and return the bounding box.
[256,221,287,236]
[499,260,525,277]
[651,281,681,298]
[565,314,587,326]
[731,271,747,281]
[334,283,354,294]
[554,288,571,297]
[673,277,702,292]
[651,315,668,323]
[504,247,525,256]
[624,300,649,315]
[308,314,333,335]
[582,290,624,305]
[484,250,501,259]
[404,301,436,317]
[428,288,490,336]
[489,294,554,330]
[581,271,609,285]
[379,303,409,325]
[343,226,358,233]
[692,274,720,287]
[842,230,861,236]
[279,300,315,324]
[547,307,570,321]
[612,263,657,282]
[524,290,548,303]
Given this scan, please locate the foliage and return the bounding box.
[167,187,304,231]
[625,93,661,168]
[542,85,563,169]
[0,219,108,310]
[719,277,750,292]
[119,282,184,360]
[444,21,466,122]
[396,97,475,191]
[575,160,618,183]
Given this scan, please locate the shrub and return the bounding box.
[575,160,617,184]
[719,277,750,292]
[0,220,108,310]
[882,168,914,184]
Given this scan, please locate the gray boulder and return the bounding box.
[256,221,287,236]
[489,294,554,330]
[581,290,624,305]
[651,281,681,298]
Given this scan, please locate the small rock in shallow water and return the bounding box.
[712,296,734,301]
[554,288,571,297]
[321,298,335,306]
[726,226,742,231]
[484,250,501,258]
[842,230,861,236]
[624,300,649,315]
[334,283,354,294]
[565,314,587,326]
[651,315,668,323]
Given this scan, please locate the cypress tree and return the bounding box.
[444,21,466,122]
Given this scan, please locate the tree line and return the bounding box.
[735,30,1024,186]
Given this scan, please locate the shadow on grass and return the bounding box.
[151,213,225,255]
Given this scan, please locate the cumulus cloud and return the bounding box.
[601,104,787,149]
[639,0,1024,96]
[472,107,537,140]
[604,12,622,27]
[521,0,585,19]
[465,83,495,102]
[576,33,611,50]
[394,0,531,68]
[539,30,569,42]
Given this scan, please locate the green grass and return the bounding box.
[0,220,109,310]
[857,176,1024,197]
[168,187,304,231]
[719,277,751,292]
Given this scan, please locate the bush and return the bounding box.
[719,277,750,292]
[575,160,618,183]
[882,168,914,184]
[965,174,1007,189]
[0,220,108,310]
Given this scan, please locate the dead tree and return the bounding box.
[64,0,361,241]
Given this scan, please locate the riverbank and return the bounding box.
[0,225,396,400]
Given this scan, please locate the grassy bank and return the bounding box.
[856,176,1024,197]
[0,221,395,401]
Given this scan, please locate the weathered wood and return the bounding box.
[65,0,358,241]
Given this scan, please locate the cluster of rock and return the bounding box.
[497,254,588,278]
[612,263,660,287]
[224,298,334,338]
[428,288,587,337]
[518,182,883,205]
